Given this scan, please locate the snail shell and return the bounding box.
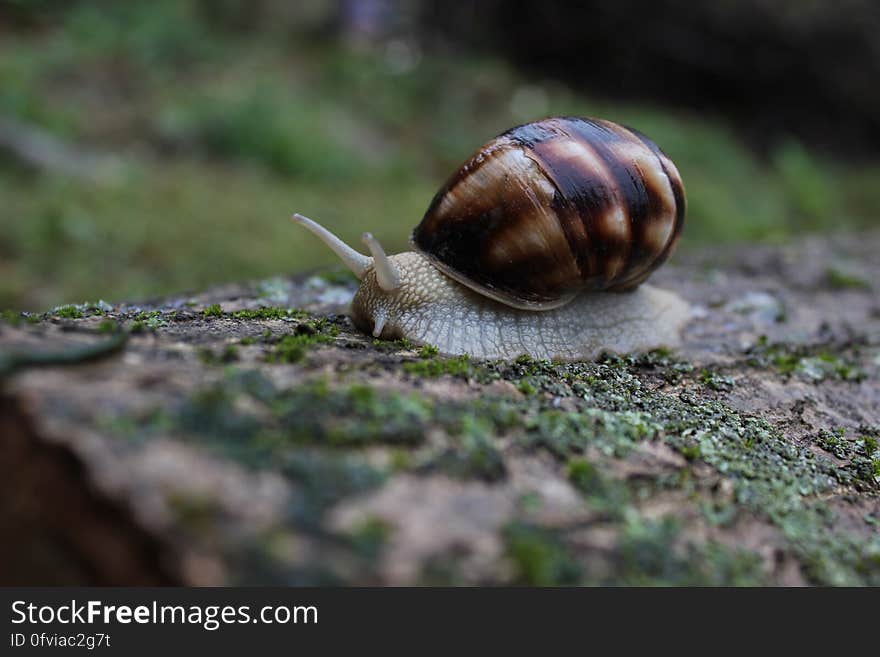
[411,116,685,309]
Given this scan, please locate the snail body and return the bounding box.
[292,116,691,361]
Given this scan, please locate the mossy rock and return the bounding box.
[1,233,878,585]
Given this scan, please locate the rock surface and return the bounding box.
[1,233,879,585]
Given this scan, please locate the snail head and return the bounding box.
[291,213,448,340]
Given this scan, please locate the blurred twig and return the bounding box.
[0,115,121,182]
[0,331,129,379]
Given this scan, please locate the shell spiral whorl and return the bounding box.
[411,116,686,310]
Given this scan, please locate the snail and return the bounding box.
[292,116,691,361]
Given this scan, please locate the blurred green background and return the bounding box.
[1,0,878,311]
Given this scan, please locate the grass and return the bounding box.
[1,1,879,310]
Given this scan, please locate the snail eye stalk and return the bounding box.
[362,232,401,293]
[290,213,371,280]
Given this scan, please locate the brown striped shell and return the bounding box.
[411,117,685,310]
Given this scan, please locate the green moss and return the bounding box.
[699,368,735,391]
[403,354,473,379]
[388,449,413,472]
[421,415,506,482]
[826,265,871,290]
[815,427,880,489]
[566,456,634,518]
[603,350,695,385]
[0,309,23,326]
[98,319,119,333]
[80,330,880,584]
[274,383,432,446]
[504,513,765,586]
[232,306,308,320]
[55,304,85,319]
[167,492,219,535]
[451,352,880,585]
[371,337,415,353]
[203,303,223,317]
[524,407,660,459]
[417,343,439,358]
[614,516,765,586]
[504,522,582,586]
[198,344,239,365]
[817,428,845,457]
[172,374,431,449]
[135,310,167,329]
[350,517,391,561]
[799,353,866,382]
[126,310,171,332]
[158,371,520,488]
[353,350,874,579]
[747,340,866,381]
[567,458,603,496]
[280,450,387,523]
[151,372,393,534]
[47,301,114,320]
[518,454,762,585]
[264,325,337,364]
[177,384,264,454]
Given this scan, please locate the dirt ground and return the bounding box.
[1,233,878,585]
